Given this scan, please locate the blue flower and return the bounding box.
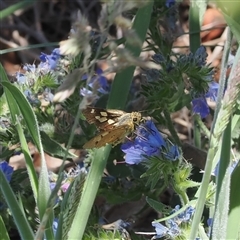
[170,205,195,224]
[91,68,109,94]
[121,120,179,164]
[138,120,167,148]
[207,218,213,237]
[205,82,219,101]
[152,221,180,239]
[213,159,239,176]
[121,141,156,165]
[43,88,54,102]
[192,97,210,118]
[152,205,194,239]
[44,218,59,240]
[194,46,208,67]
[39,48,61,71]
[16,72,26,84]
[0,161,14,182]
[192,81,219,118]
[80,87,93,97]
[53,218,58,235]
[165,144,180,161]
[50,182,56,191]
[165,0,175,8]
[23,64,36,73]
[80,68,110,97]
[24,89,41,105]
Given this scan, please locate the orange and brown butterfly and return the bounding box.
[82,106,143,148]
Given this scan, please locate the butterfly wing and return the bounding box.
[83,125,131,149]
[82,107,126,130]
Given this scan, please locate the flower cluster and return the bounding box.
[16,48,61,86]
[15,48,61,107]
[121,120,180,165]
[192,81,219,118]
[152,205,195,239]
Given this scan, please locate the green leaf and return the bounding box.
[107,2,153,109]
[0,0,35,20]
[0,64,51,238]
[0,216,10,240]
[0,81,42,152]
[0,148,14,159]
[216,1,240,43]
[40,131,77,160]
[226,163,240,239]
[0,171,34,239]
[221,13,240,43]
[146,197,167,213]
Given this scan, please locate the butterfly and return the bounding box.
[82,107,143,148]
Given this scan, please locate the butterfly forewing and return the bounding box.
[82,107,127,130]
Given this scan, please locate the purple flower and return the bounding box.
[121,120,180,164]
[0,161,14,182]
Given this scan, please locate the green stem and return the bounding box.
[195,114,210,139]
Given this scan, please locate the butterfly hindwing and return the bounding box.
[83,125,131,148]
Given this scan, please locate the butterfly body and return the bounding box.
[82,107,142,148]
